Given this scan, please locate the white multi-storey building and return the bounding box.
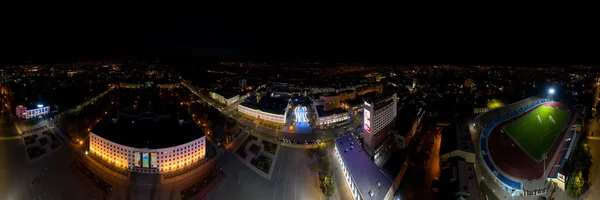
[363,92,397,158]
[16,104,50,119]
[210,91,240,106]
[89,110,206,174]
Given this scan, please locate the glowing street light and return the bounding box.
[548,88,555,95]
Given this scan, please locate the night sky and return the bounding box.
[2,9,599,65]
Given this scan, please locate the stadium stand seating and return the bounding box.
[476,98,553,190]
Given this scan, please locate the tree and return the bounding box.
[567,171,584,198]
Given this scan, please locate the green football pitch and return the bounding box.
[503,105,571,161]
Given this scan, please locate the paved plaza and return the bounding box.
[209,146,325,200]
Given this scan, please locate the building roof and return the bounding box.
[394,105,421,137]
[440,123,475,156]
[240,96,288,115]
[439,157,481,200]
[362,91,396,110]
[344,98,364,107]
[335,135,393,200]
[212,90,239,99]
[91,109,204,149]
[316,105,347,117]
[381,149,409,179]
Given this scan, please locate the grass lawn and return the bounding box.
[24,118,41,126]
[503,105,570,160]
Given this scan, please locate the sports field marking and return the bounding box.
[502,105,570,161]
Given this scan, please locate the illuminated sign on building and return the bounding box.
[151,152,158,168]
[134,152,141,167]
[364,102,371,107]
[143,153,149,168]
[364,109,371,133]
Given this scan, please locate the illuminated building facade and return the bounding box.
[89,110,206,174]
[16,104,50,119]
[210,91,240,106]
[362,92,397,158]
[334,135,394,200]
[238,96,289,124]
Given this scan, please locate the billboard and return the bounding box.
[143,152,149,168]
[151,152,158,168]
[364,109,371,133]
[134,151,141,167]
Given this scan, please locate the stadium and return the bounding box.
[474,96,581,197]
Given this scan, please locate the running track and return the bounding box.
[487,102,577,180]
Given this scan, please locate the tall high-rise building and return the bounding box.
[362,92,397,159]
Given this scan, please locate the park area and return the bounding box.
[503,105,570,160]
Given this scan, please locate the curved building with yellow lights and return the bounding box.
[89,109,206,174]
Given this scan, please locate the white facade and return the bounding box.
[364,93,397,136]
[238,104,287,124]
[318,112,350,125]
[89,133,206,174]
[16,105,50,119]
[210,92,239,106]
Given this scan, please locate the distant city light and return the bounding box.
[37,104,43,108]
[548,88,555,95]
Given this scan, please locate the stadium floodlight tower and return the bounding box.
[548,88,555,100]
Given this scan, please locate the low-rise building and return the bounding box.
[437,123,479,199]
[334,135,394,200]
[16,104,50,119]
[238,96,289,124]
[210,90,240,106]
[316,105,350,126]
[438,157,480,200]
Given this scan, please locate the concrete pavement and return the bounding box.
[209,146,325,200]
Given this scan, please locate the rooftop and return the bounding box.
[240,95,288,115]
[362,91,396,110]
[212,90,240,99]
[394,105,422,137]
[91,109,204,149]
[335,135,393,200]
[344,98,364,107]
[440,123,475,156]
[316,105,347,117]
[439,157,481,200]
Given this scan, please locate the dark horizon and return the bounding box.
[2,11,600,66]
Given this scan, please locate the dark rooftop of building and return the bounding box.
[380,149,409,179]
[212,90,240,99]
[335,134,393,200]
[240,95,288,115]
[440,123,475,156]
[439,157,481,200]
[362,91,396,110]
[344,97,365,107]
[394,106,421,136]
[315,105,348,117]
[91,109,204,149]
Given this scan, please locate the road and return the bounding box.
[208,146,325,200]
[583,77,600,200]
[421,129,442,200]
[183,80,357,142]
